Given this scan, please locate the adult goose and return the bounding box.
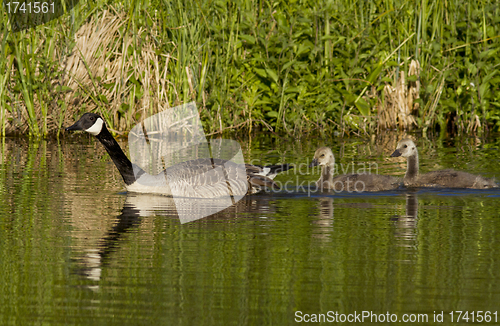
[65,113,292,197]
[310,147,400,192]
[390,138,497,189]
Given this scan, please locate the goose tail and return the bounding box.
[264,163,294,175]
[248,175,280,192]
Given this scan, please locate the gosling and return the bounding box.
[390,138,497,189]
[310,147,400,192]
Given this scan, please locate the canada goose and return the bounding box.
[390,138,497,189]
[65,113,292,197]
[309,147,400,192]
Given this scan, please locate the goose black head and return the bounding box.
[309,147,335,167]
[391,138,417,158]
[66,113,105,136]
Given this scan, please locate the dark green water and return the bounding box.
[1,135,500,325]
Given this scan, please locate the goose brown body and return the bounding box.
[310,147,400,192]
[391,139,497,189]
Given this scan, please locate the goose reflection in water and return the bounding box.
[391,192,419,251]
[74,193,276,284]
[310,197,334,241]
[308,191,419,244]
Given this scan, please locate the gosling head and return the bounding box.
[309,147,335,167]
[66,113,105,136]
[391,139,418,158]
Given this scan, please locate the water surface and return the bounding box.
[1,135,500,325]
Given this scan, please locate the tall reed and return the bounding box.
[1,0,499,136]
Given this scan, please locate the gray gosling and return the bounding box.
[310,147,400,192]
[391,138,497,189]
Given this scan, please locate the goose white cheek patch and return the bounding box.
[85,118,104,135]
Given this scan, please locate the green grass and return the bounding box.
[1,0,500,137]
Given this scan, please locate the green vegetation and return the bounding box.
[1,0,500,137]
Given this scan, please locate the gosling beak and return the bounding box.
[390,149,402,157]
[309,158,319,167]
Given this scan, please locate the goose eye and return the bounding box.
[403,144,407,148]
[320,154,325,157]
[90,116,95,121]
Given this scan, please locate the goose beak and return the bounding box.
[390,149,401,157]
[65,120,84,132]
[309,158,319,167]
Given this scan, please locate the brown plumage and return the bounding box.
[310,147,400,192]
[390,138,497,189]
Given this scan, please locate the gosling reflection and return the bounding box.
[311,197,334,241]
[75,193,276,283]
[391,192,419,247]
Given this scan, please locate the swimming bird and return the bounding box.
[390,138,497,189]
[65,113,292,197]
[309,147,400,192]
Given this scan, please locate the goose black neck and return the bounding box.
[95,125,136,185]
[405,153,419,182]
